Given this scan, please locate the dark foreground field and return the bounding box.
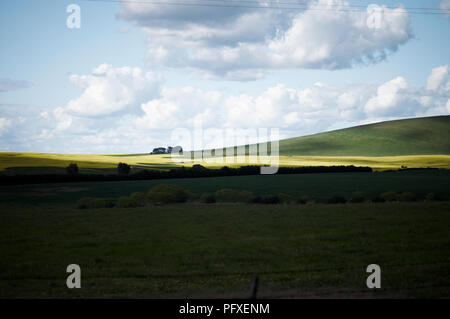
[0,201,449,298]
[1,170,449,206]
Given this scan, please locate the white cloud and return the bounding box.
[119,0,413,80]
[0,117,12,135]
[426,65,449,91]
[262,2,412,69]
[365,76,408,116]
[65,63,161,117]
[135,86,222,129]
[2,65,449,153]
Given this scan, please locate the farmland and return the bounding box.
[1,153,450,175]
[1,170,449,206]
[1,116,450,175]
[278,115,450,156]
[0,116,449,298]
[0,201,449,298]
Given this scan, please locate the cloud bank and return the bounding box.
[118,0,413,80]
[1,64,448,153]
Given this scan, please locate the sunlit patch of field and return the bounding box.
[0,152,177,172]
[1,152,450,173]
[175,154,450,171]
[275,155,450,171]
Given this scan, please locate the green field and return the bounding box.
[0,202,449,298]
[1,116,450,174]
[0,169,449,298]
[278,115,450,156]
[1,116,449,298]
[1,153,450,174]
[1,170,449,206]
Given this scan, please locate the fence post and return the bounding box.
[251,275,259,299]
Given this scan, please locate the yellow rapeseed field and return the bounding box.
[1,152,449,172]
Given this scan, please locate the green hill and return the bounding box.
[278,116,450,156]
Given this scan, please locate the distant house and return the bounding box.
[151,147,167,154]
[150,146,183,154]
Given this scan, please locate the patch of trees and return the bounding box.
[66,163,79,175]
[117,162,131,175]
[150,146,183,154]
[76,184,445,210]
[1,164,373,185]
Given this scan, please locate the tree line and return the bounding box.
[0,163,373,185]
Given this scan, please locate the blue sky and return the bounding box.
[0,0,449,153]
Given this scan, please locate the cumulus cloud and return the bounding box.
[119,0,413,80]
[426,65,449,91]
[365,76,409,116]
[65,63,161,117]
[135,86,222,129]
[0,78,32,92]
[2,65,449,153]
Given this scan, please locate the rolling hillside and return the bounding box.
[0,116,449,174]
[278,116,450,156]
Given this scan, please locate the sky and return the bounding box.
[0,0,449,153]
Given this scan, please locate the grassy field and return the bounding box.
[0,169,449,298]
[1,152,450,175]
[1,116,449,175]
[278,115,450,156]
[0,202,449,298]
[1,170,449,206]
[0,116,448,298]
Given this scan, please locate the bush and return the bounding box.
[261,195,280,204]
[129,192,147,206]
[251,196,262,203]
[397,192,416,202]
[380,191,397,202]
[117,196,139,208]
[215,189,253,203]
[89,198,106,208]
[185,190,199,201]
[147,184,189,204]
[425,192,436,201]
[239,190,254,203]
[105,201,115,208]
[200,193,216,204]
[296,195,309,205]
[324,195,347,204]
[215,189,240,202]
[371,196,386,203]
[77,197,93,209]
[117,162,131,175]
[349,191,365,203]
[66,163,79,175]
[278,193,293,204]
[76,197,106,209]
[250,195,281,204]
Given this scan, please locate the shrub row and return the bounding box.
[77,184,193,209]
[77,184,444,209]
[3,164,373,185]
